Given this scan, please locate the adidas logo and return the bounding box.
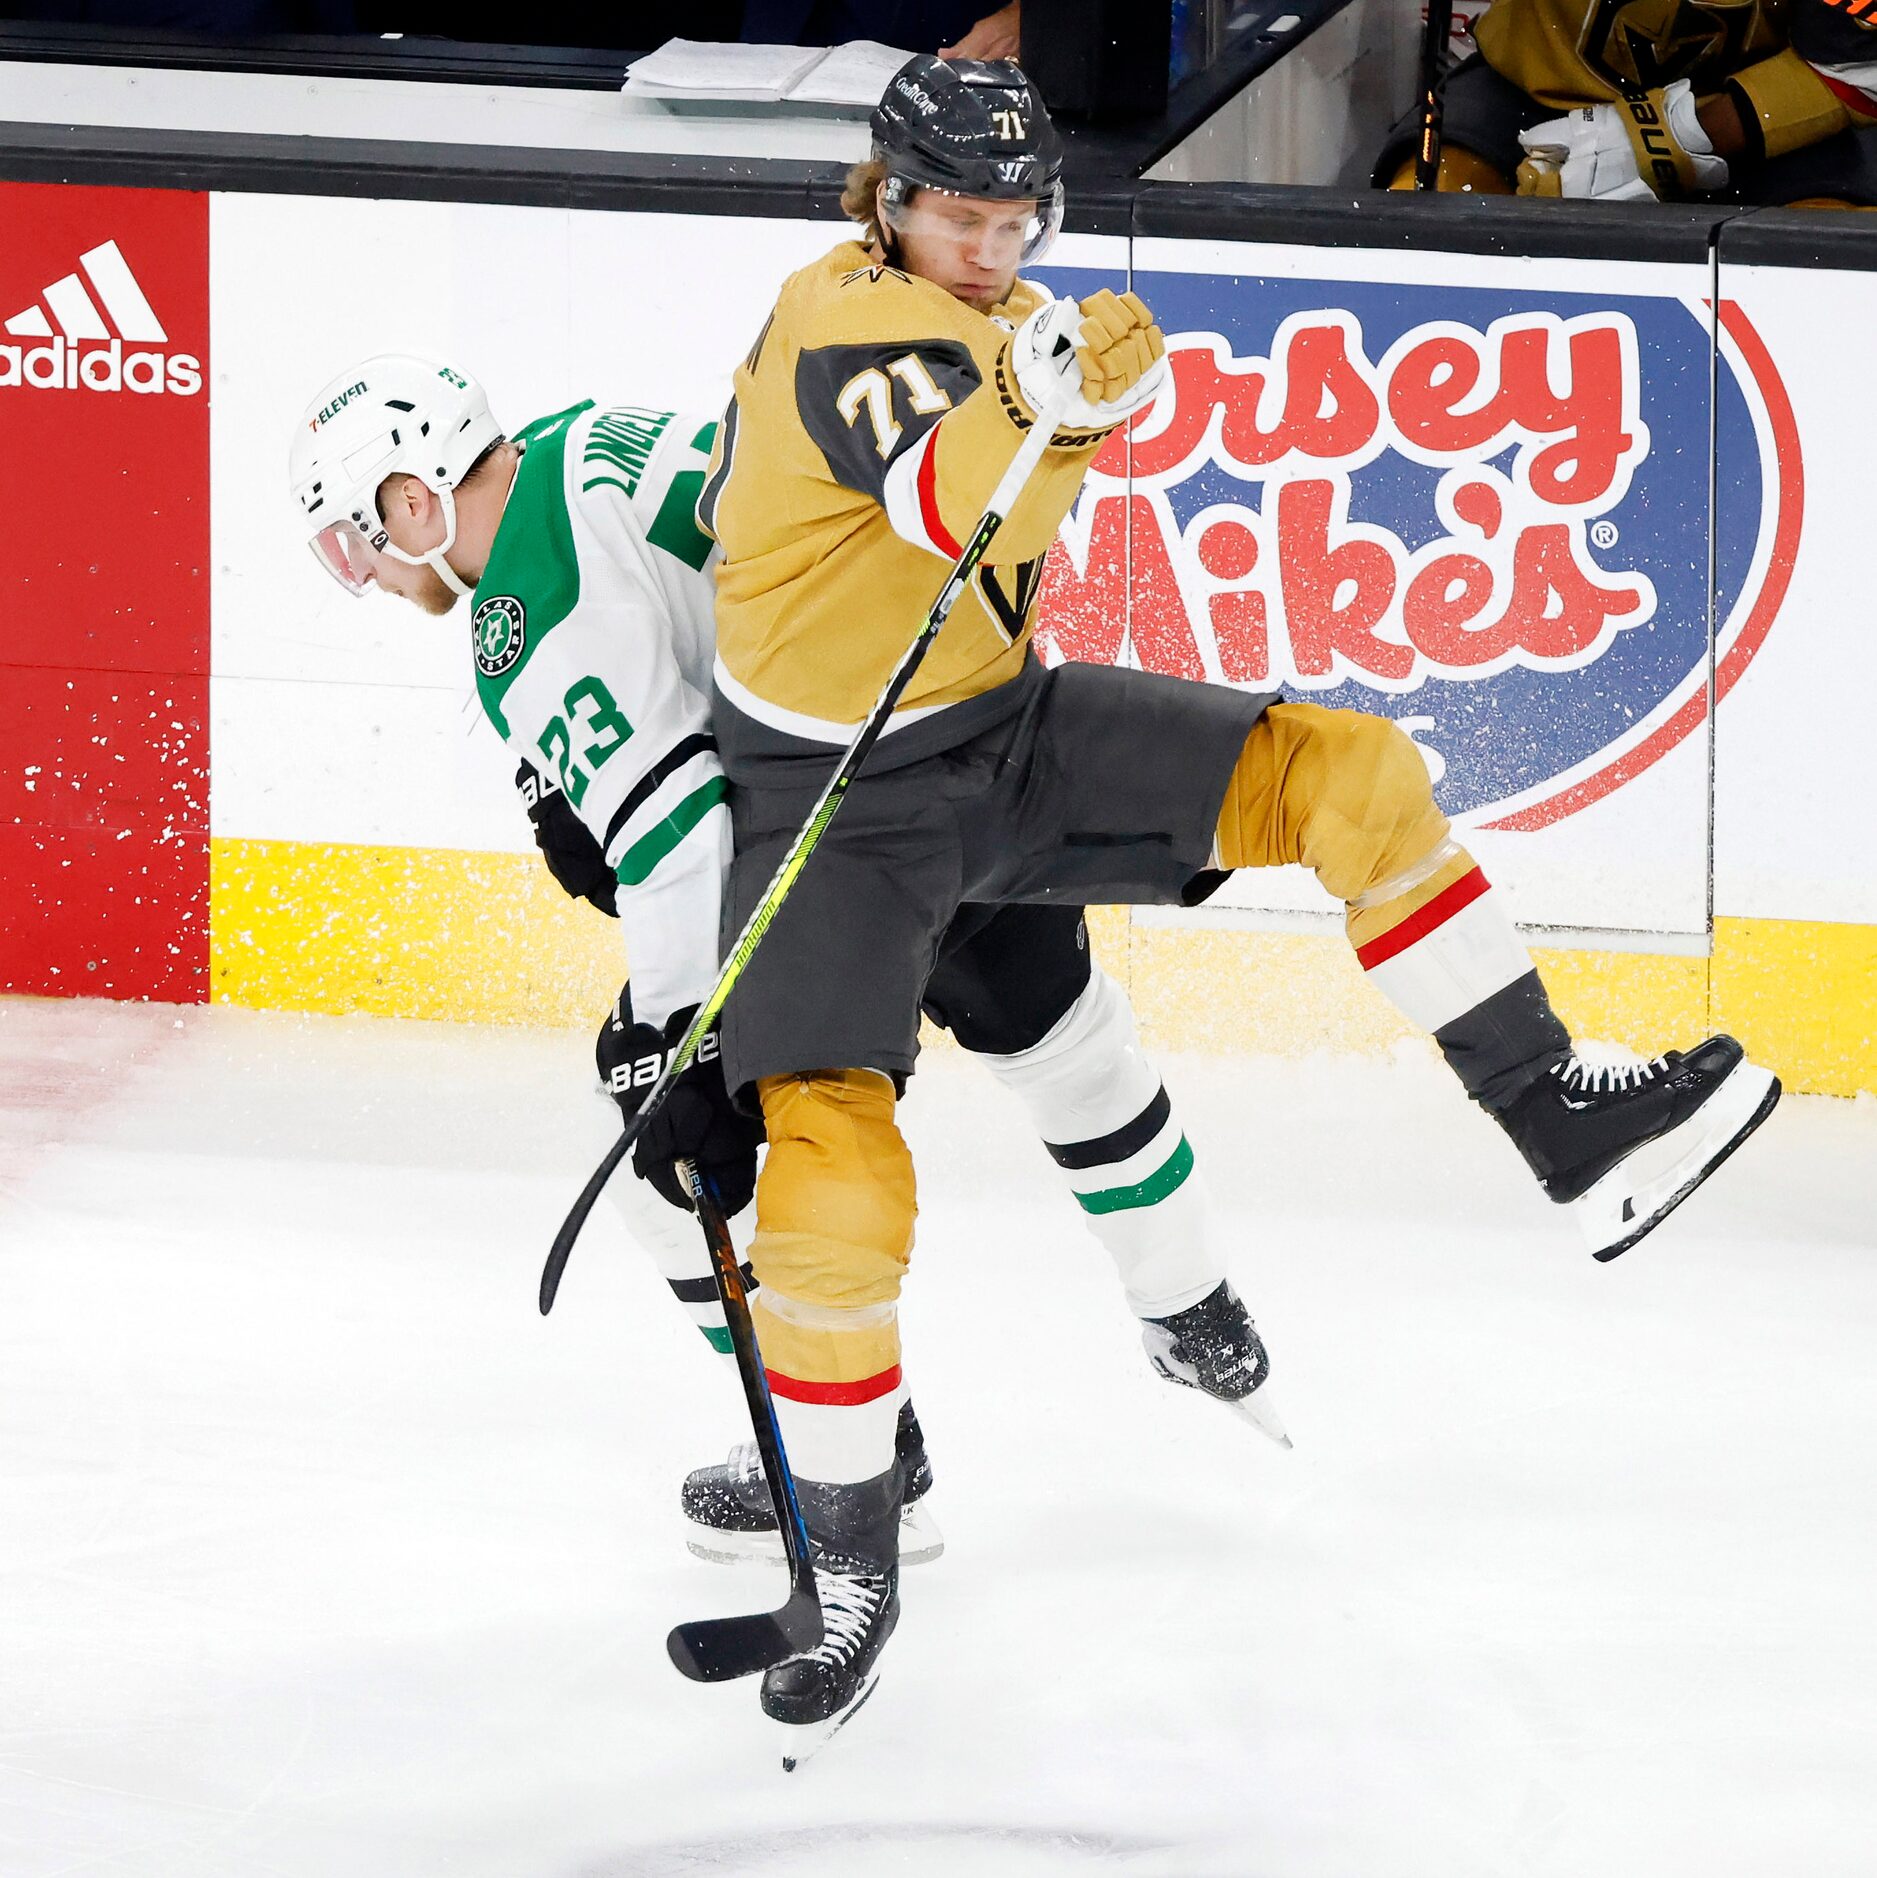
[0,240,201,396]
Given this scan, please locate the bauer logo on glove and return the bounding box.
[596,995,760,1216]
[1516,79,1728,202]
[603,1026,722,1096]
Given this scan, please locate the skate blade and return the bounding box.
[684,1527,784,1566]
[1228,1385,1293,1448]
[686,1498,944,1569]
[1574,1059,1781,1261]
[777,1672,880,1772]
[895,1497,946,1565]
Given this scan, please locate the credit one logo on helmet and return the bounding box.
[1035,276,1798,829]
[0,238,203,396]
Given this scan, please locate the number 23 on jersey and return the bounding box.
[537,675,631,808]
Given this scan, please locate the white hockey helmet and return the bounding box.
[288,353,503,599]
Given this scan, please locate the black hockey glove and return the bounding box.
[596,990,763,1217]
[516,759,617,916]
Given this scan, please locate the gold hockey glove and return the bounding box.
[1074,289,1167,408]
[1008,290,1169,435]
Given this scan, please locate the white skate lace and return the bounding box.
[803,1573,885,1666]
[728,1441,762,1487]
[1555,1053,1669,1096]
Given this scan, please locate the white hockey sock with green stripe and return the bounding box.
[974,968,1226,1319]
[603,1131,753,1361]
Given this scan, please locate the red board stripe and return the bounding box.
[0,181,210,1003]
[1355,866,1489,971]
[914,426,963,559]
[766,1364,903,1407]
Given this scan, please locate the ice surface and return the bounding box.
[2,996,1874,1878]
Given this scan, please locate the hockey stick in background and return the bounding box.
[538,368,1083,1315]
[1414,0,1457,190]
[665,1159,822,1681]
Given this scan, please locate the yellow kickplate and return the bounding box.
[1711,916,1877,1100]
[1121,914,1872,1098]
[209,836,623,1027]
[208,839,1877,1096]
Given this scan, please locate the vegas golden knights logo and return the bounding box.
[977,556,1046,642]
[1579,0,1758,91]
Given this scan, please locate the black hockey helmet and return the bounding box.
[870,54,1065,263]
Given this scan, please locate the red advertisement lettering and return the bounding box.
[1046,306,1657,694]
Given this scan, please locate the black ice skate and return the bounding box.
[1141,1282,1291,1447]
[681,1398,943,1566]
[1501,1036,1780,1261]
[762,1563,899,1771]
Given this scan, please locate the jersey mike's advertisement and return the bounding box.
[0,181,210,1004]
[1039,283,1796,833]
[1036,246,1799,942]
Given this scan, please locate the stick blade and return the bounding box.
[539,1131,633,1314]
[667,1590,824,1684]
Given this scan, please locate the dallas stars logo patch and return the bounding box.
[473,595,526,677]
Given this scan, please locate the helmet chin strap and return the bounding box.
[380,485,475,597]
[423,486,474,598]
[428,550,474,600]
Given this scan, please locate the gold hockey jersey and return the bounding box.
[700,240,1109,747]
[1476,0,1877,159]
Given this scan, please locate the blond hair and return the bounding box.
[841,156,891,245]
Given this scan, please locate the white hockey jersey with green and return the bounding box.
[471,401,725,1029]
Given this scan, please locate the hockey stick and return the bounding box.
[666,1159,822,1682]
[538,368,1082,1315]
[1414,0,1457,190]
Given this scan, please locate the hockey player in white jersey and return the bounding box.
[286,354,1286,1579]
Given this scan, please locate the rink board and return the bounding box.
[2,182,1872,1094]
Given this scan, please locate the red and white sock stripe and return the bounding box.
[1355,866,1535,1035]
[768,1364,902,1485]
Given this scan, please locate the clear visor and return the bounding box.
[309,518,384,596]
[881,181,1064,271]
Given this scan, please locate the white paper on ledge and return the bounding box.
[785,40,916,106]
[622,38,913,106]
[622,39,827,101]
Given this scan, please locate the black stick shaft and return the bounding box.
[664,1161,822,1683]
[692,1164,814,1590]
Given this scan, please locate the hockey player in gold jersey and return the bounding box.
[1376,0,1877,203]
[704,54,1781,1759]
